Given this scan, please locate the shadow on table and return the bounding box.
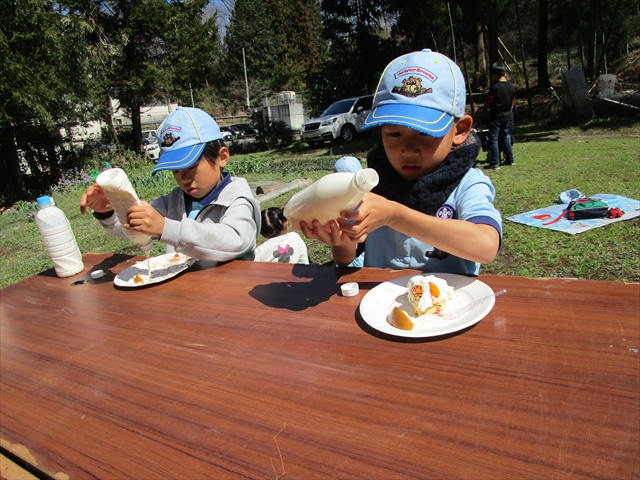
[249,263,342,311]
[249,278,339,311]
[38,253,136,286]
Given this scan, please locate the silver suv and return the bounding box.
[301,95,373,146]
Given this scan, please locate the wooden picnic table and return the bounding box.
[1,254,638,478]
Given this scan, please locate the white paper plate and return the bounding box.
[359,273,495,338]
[114,252,196,288]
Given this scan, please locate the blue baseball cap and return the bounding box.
[558,189,584,204]
[153,107,222,175]
[334,156,363,173]
[362,49,467,137]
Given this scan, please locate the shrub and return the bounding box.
[256,120,295,149]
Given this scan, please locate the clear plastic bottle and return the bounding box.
[95,168,153,255]
[35,196,84,277]
[284,168,379,230]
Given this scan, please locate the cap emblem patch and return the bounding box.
[392,76,433,98]
[161,132,180,147]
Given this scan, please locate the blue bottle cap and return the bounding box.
[36,196,52,207]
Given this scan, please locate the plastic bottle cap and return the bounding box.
[341,282,359,297]
[36,196,52,207]
[355,168,379,192]
[90,269,105,279]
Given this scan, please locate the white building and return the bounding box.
[65,99,179,141]
[262,91,308,130]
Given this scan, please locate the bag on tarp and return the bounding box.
[544,198,609,225]
[566,198,610,220]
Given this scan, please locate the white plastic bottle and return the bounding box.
[35,196,84,277]
[96,168,153,255]
[284,168,379,230]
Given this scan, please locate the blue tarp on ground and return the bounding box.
[507,194,640,234]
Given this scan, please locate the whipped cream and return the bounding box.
[407,275,454,315]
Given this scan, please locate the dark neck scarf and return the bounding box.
[367,132,481,216]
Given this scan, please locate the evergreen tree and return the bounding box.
[222,0,281,97]
[70,0,219,152]
[221,0,323,108]
[0,0,104,202]
[305,0,392,114]
[161,0,221,106]
[271,0,324,93]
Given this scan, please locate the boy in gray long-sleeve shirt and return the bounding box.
[80,107,260,262]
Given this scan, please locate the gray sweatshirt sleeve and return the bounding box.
[158,195,259,262]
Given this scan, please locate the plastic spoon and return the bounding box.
[440,289,507,320]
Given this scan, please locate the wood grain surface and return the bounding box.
[1,254,638,479]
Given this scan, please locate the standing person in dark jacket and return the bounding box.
[484,61,515,169]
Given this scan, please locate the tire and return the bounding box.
[340,124,356,143]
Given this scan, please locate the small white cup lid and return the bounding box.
[90,269,105,279]
[340,282,359,297]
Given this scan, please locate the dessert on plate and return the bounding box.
[387,275,455,330]
[407,275,454,316]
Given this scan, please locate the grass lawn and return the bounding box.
[1,119,638,289]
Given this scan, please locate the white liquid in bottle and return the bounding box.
[35,196,85,277]
[96,168,154,276]
[284,168,379,230]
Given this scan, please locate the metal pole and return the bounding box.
[447,2,456,63]
[514,0,532,115]
[242,48,250,110]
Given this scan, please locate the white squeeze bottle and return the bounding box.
[284,168,379,230]
[35,196,85,277]
[95,168,153,256]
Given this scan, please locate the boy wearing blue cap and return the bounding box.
[301,50,502,275]
[333,156,363,174]
[80,107,261,261]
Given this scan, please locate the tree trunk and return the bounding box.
[132,103,142,154]
[447,2,456,62]
[23,144,40,179]
[0,124,27,202]
[45,137,59,178]
[488,0,499,64]
[564,0,571,69]
[476,22,487,90]
[515,0,533,115]
[106,94,122,155]
[537,0,551,88]
[587,0,597,77]
[596,0,624,76]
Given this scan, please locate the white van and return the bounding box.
[141,130,160,160]
[142,130,158,142]
[300,95,373,146]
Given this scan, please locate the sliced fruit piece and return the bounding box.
[388,306,415,330]
[428,281,440,298]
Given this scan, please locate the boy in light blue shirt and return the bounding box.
[301,50,502,275]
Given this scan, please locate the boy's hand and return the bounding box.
[300,219,355,248]
[300,218,359,266]
[80,184,112,214]
[337,192,393,241]
[125,201,165,238]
